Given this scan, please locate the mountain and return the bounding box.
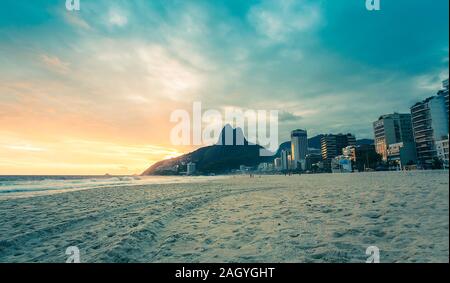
[275,141,291,157]
[307,135,325,149]
[141,125,273,175]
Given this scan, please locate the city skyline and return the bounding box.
[0,0,449,175]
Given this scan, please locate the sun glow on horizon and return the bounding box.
[0,133,186,175]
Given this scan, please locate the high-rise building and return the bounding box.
[321,133,356,171]
[411,81,449,169]
[373,113,415,162]
[307,147,322,155]
[436,136,449,169]
[274,158,282,171]
[438,79,449,126]
[291,129,308,170]
[281,149,291,171]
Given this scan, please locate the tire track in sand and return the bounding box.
[98,186,281,262]
[0,185,230,262]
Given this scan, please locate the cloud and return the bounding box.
[4,144,46,152]
[279,111,303,123]
[40,54,70,74]
[415,66,449,91]
[63,12,91,30]
[108,9,128,27]
[247,0,321,43]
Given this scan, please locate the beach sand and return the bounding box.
[0,171,448,263]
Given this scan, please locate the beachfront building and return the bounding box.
[331,155,353,173]
[321,133,356,172]
[291,129,308,170]
[410,80,449,169]
[187,162,196,175]
[341,144,379,172]
[439,79,449,126]
[239,165,253,173]
[274,158,282,171]
[305,153,322,172]
[436,137,449,169]
[280,149,292,171]
[354,144,379,171]
[257,162,274,172]
[342,146,357,162]
[387,142,418,170]
[443,78,449,91]
[307,147,322,155]
[373,113,416,163]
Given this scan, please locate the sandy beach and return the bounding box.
[0,171,448,263]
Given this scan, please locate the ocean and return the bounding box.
[0,175,221,200]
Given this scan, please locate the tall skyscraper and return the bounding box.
[411,80,449,168]
[321,133,356,171]
[274,158,282,171]
[372,113,416,162]
[436,136,449,169]
[291,129,308,170]
[443,78,449,90]
[438,78,449,126]
[281,149,291,171]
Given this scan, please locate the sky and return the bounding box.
[0,0,448,175]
